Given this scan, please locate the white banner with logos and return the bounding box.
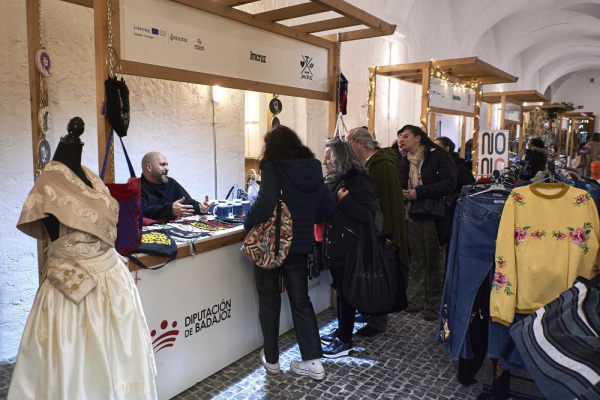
[504,100,522,123]
[133,241,331,400]
[477,130,510,175]
[120,0,329,93]
[429,77,476,114]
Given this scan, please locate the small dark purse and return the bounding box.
[104,76,130,138]
[409,198,445,220]
[127,229,178,270]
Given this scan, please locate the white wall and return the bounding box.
[552,70,600,123]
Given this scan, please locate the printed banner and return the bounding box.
[120,0,329,93]
[504,100,522,123]
[477,130,509,175]
[429,77,476,114]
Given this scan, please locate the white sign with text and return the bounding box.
[120,0,329,93]
[429,77,476,114]
[477,130,510,175]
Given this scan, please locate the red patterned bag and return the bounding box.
[101,129,143,255]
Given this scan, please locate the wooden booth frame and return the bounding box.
[366,57,517,171]
[481,90,549,157]
[25,0,396,267]
[556,111,595,166]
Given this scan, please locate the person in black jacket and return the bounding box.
[434,137,476,194]
[520,137,548,180]
[319,138,379,358]
[140,152,211,221]
[244,126,335,380]
[398,125,457,321]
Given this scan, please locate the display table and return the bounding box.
[130,227,332,400]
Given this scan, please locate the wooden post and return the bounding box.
[460,115,466,158]
[499,94,506,130]
[486,103,493,131]
[420,65,431,132]
[367,67,376,135]
[94,0,120,182]
[472,83,482,174]
[429,113,436,138]
[328,42,340,138]
[518,107,525,157]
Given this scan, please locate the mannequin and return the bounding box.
[43,117,92,240]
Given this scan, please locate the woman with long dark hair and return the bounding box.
[244,126,335,380]
[398,125,456,321]
[319,138,379,358]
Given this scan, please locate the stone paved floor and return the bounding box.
[0,308,543,399]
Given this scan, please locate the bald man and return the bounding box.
[141,152,210,220]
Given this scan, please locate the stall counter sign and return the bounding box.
[477,131,509,175]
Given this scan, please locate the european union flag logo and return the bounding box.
[152,28,159,35]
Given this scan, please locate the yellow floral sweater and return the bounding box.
[491,183,600,326]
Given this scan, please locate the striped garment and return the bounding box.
[510,274,600,400]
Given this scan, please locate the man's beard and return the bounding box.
[152,170,168,184]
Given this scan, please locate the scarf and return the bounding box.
[407,145,426,190]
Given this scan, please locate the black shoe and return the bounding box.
[355,312,369,324]
[355,325,383,337]
[323,336,353,358]
[320,328,338,344]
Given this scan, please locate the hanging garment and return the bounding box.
[491,183,600,327]
[10,162,157,400]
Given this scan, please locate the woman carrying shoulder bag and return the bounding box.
[244,126,335,380]
[319,138,379,358]
[398,125,457,321]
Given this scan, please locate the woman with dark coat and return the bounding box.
[398,125,457,320]
[435,136,476,194]
[319,138,379,358]
[244,126,336,380]
[521,137,548,180]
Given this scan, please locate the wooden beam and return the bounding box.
[292,16,359,33]
[460,115,467,158]
[429,113,436,139]
[218,0,260,6]
[420,66,431,132]
[367,67,377,135]
[171,0,334,49]
[255,3,328,22]
[328,41,340,137]
[26,0,42,178]
[500,94,506,130]
[61,0,93,7]
[487,103,493,130]
[322,27,394,42]
[429,107,476,118]
[310,0,395,34]
[472,85,482,175]
[121,60,333,101]
[94,0,117,182]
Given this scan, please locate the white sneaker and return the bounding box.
[290,359,325,380]
[259,349,280,374]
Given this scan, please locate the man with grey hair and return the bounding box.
[345,127,410,337]
[141,151,211,220]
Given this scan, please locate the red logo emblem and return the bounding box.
[151,320,180,353]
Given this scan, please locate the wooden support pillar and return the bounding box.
[429,113,436,139]
[472,83,482,174]
[518,119,525,157]
[328,42,340,138]
[460,115,467,158]
[486,103,493,131]
[499,94,506,130]
[94,0,120,182]
[420,65,431,132]
[367,67,376,135]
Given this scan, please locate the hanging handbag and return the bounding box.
[342,218,398,314]
[127,229,178,270]
[408,197,445,220]
[241,166,292,269]
[104,76,130,138]
[509,273,600,400]
[101,129,143,255]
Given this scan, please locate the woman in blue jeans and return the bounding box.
[244,126,335,380]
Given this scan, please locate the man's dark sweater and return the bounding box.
[141,175,201,220]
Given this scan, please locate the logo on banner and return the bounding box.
[151,320,181,353]
[194,39,205,52]
[170,33,188,43]
[151,28,166,37]
[300,55,314,81]
[250,51,267,63]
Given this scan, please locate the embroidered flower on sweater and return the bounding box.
[492,271,514,296]
[531,230,546,240]
[552,231,567,241]
[568,222,593,254]
[514,226,530,246]
[573,193,592,207]
[496,256,507,268]
[510,191,526,206]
